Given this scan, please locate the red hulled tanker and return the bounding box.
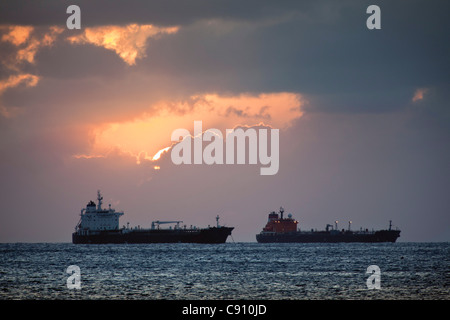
[256,207,400,243]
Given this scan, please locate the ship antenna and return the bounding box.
[216,215,220,228]
[97,190,103,211]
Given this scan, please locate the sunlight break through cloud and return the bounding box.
[78,92,305,167]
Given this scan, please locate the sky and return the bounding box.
[0,0,449,242]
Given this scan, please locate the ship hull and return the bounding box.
[256,230,400,243]
[73,227,234,244]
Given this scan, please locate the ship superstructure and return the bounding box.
[75,190,123,235]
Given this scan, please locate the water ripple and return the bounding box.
[0,242,448,299]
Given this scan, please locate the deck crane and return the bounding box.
[151,220,183,230]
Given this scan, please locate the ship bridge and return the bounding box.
[262,207,298,233]
[76,190,124,233]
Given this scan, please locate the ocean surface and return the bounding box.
[0,242,448,300]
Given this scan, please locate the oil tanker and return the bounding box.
[72,191,233,244]
[256,207,400,243]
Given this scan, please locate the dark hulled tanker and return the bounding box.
[72,191,233,244]
[256,207,400,243]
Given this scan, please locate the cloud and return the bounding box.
[67,24,179,65]
[0,73,39,93]
[412,88,429,103]
[1,25,33,46]
[1,25,63,69]
[0,25,63,118]
[0,0,321,27]
[75,92,304,165]
[0,73,39,118]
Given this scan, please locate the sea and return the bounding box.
[0,242,448,300]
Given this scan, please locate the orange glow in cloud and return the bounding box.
[412,88,428,102]
[67,24,179,65]
[0,74,40,118]
[0,74,39,93]
[1,25,33,46]
[0,25,63,118]
[1,25,63,67]
[83,92,304,165]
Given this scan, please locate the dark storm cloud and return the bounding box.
[2,1,448,115]
[0,0,318,27]
[36,37,128,79]
[126,0,449,114]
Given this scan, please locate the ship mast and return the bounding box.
[97,190,103,211]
